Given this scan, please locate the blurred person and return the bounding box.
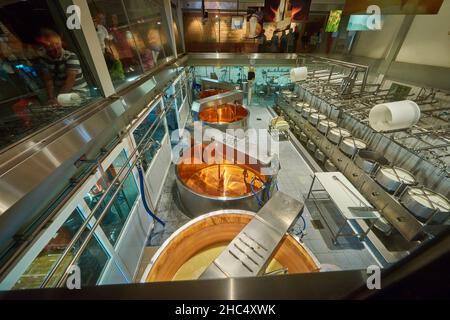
[286,28,295,53]
[280,30,287,53]
[269,32,279,53]
[109,14,135,71]
[258,30,267,53]
[94,13,112,53]
[147,27,164,66]
[35,28,88,106]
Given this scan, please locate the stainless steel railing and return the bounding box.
[40,77,187,288]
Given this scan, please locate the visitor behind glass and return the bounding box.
[35,28,88,106]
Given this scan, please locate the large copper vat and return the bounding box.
[141,211,320,282]
[175,144,275,217]
[198,88,228,99]
[198,103,249,131]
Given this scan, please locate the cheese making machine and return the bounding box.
[274,57,450,262]
[192,90,249,131]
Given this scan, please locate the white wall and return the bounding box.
[351,15,405,59]
[396,0,450,68]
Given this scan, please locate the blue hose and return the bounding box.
[250,176,270,207]
[250,177,263,207]
[300,215,307,231]
[137,164,165,226]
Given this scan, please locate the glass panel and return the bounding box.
[0,0,101,150]
[13,208,109,289]
[88,0,173,87]
[132,102,166,171]
[122,0,173,68]
[164,85,178,136]
[181,77,187,100]
[83,149,139,246]
[87,0,144,87]
[175,81,182,110]
[171,3,183,54]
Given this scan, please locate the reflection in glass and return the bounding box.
[0,0,100,150]
[133,102,166,171]
[13,208,109,289]
[88,0,173,88]
[83,150,139,246]
[171,3,183,54]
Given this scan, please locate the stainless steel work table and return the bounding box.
[306,172,381,244]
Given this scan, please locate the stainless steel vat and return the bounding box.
[400,187,450,224]
[327,127,351,144]
[354,150,390,174]
[299,132,308,143]
[308,113,327,126]
[324,159,338,172]
[141,210,320,282]
[175,144,275,217]
[307,140,316,152]
[314,149,326,163]
[302,107,317,119]
[198,103,249,131]
[295,102,309,113]
[339,137,367,157]
[375,166,416,193]
[317,120,337,134]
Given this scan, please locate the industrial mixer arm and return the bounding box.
[200,192,304,279]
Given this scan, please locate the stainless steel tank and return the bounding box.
[324,159,338,172]
[317,120,337,134]
[339,137,367,157]
[307,140,317,152]
[302,107,317,119]
[299,132,308,143]
[199,88,228,99]
[198,103,249,131]
[314,149,326,163]
[327,127,351,144]
[141,210,320,282]
[295,102,309,113]
[354,150,390,174]
[308,113,327,126]
[375,166,416,194]
[175,144,275,217]
[400,187,450,224]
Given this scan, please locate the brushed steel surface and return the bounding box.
[354,150,390,174]
[175,167,267,217]
[201,78,237,91]
[400,187,450,224]
[315,149,326,163]
[317,120,337,134]
[279,102,424,241]
[325,159,338,172]
[374,166,416,193]
[327,127,352,145]
[308,113,327,126]
[0,58,187,251]
[200,192,304,279]
[339,137,367,157]
[302,107,317,119]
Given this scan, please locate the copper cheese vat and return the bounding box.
[175,144,275,217]
[142,211,320,282]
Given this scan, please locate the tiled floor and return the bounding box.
[137,100,380,280]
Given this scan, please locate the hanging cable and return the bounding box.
[137,163,165,226]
